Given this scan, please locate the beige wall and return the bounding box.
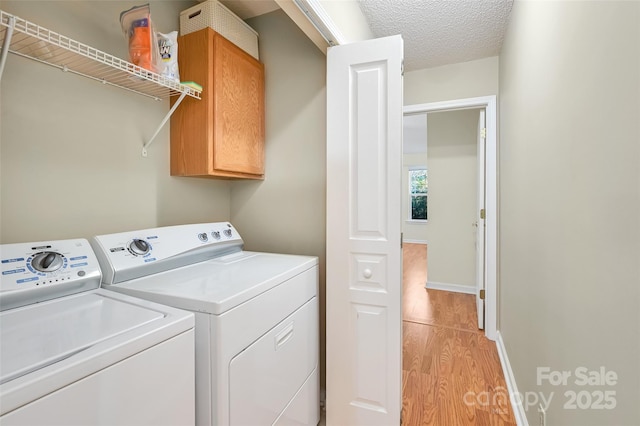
[0,0,231,243]
[232,10,327,388]
[404,56,499,105]
[499,1,640,424]
[424,110,478,288]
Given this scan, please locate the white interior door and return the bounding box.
[326,35,403,425]
[476,109,486,329]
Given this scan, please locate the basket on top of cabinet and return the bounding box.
[170,28,265,180]
[179,0,259,60]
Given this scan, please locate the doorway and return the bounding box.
[403,96,497,339]
[403,108,484,326]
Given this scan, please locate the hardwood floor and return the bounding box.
[402,243,516,425]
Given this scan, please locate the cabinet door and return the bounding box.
[171,29,265,180]
[212,35,265,176]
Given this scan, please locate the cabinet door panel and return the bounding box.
[213,36,265,176]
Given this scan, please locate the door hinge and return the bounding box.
[401,60,404,77]
[480,209,485,219]
[400,232,403,248]
[479,289,485,300]
[481,127,487,139]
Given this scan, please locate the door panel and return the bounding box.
[326,35,403,426]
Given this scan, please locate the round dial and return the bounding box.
[31,251,64,273]
[129,239,150,256]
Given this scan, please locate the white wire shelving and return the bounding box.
[0,10,202,156]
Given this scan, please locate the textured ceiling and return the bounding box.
[358,0,514,71]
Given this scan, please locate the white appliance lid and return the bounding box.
[0,291,164,384]
[107,251,318,315]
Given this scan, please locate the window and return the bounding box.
[409,168,428,220]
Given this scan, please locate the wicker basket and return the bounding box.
[180,0,259,59]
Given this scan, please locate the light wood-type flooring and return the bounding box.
[402,243,516,425]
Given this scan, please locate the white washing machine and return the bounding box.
[91,222,319,426]
[0,238,195,425]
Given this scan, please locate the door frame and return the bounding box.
[404,96,497,340]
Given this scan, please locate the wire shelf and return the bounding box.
[0,10,201,101]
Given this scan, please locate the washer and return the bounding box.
[0,238,195,425]
[91,222,319,426]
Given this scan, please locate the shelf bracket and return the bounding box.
[0,16,15,81]
[141,91,188,157]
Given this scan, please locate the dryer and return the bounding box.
[91,222,319,426]
[0,238,195,425]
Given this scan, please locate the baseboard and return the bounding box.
[403,239,427,244]
[425,281,475,294]
[496,331,528,426]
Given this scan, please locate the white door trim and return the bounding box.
[404,96,498,340]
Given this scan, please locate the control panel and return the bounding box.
[0,239,102,310]
[92,222,244,285]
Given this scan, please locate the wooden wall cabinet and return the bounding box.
[170,28,265,179]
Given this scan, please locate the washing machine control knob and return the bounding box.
[31,251,64,272]
[129,239,150,256]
